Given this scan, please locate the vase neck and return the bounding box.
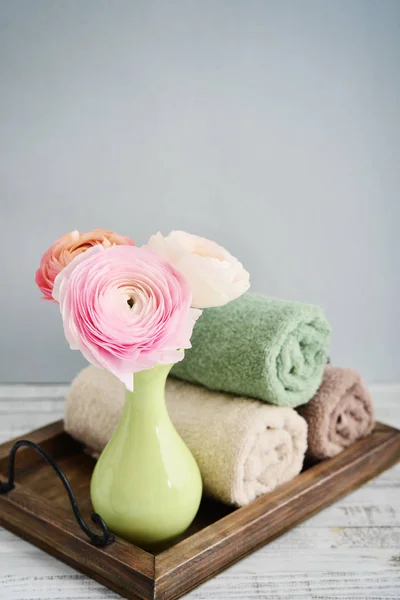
[122,363,172,422]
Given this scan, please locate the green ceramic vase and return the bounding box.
[90,363,202,549]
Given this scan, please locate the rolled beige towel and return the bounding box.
[65,366,308,507]
[297,365,375,460]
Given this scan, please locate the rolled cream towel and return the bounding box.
[171,293,331,408]
[65,366,308,507]
[297,365,375,460]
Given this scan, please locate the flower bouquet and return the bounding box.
[36,229,249,547]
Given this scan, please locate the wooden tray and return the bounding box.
[1,420,399,600]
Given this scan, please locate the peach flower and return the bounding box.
[147,231,250,309]
[35,229,134,301]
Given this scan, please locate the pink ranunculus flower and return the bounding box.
[53,244,200,391]
[35,229,135,301]
[147,231,250,309]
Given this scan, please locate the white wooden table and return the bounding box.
[1,384,399,600]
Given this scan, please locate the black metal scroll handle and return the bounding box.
[0,440,115,547]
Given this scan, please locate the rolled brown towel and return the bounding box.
[297,365,375,460]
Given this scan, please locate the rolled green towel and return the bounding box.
[172,293,331,408]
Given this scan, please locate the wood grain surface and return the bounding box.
[0,384,400,600]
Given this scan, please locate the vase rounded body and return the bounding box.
[90,363,202,548]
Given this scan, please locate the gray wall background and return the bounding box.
[0,0,399,383]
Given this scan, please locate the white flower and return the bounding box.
[147,231,250,309]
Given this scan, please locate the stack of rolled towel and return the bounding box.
[65,293,374,508]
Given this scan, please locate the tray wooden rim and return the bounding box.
[1,420,400,600]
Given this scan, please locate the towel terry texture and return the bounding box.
[171,293,331,408]
[297,365,375,460]
[65,366,308,507]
